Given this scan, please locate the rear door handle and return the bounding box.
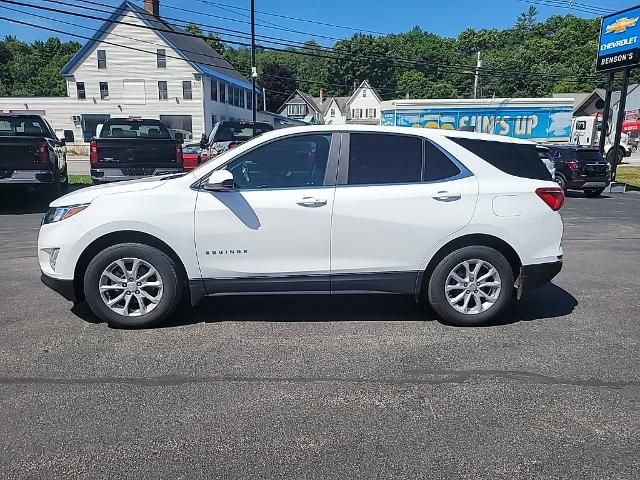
[431,191,461,202]
[296,196,327,207]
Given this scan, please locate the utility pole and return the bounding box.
[473,51,482,99]
[250,0,257,137]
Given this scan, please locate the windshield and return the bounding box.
[0,116,49,137]
[213,123,272,143]
[101,119,171,139]
[183,144,200,154]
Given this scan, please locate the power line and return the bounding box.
[521,0,614,15]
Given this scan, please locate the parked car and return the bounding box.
[0,113,74,194]
[182,143,203,171]
[536,145,555,177]
[39,126,564,329]
[90,117,183,183]
[200,120,273,159]
[545,145,610,197]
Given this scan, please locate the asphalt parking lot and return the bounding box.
[0,189,639,479]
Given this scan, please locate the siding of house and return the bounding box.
[202,78,252,134]
[348,84,381,124]
[323,99,346,125]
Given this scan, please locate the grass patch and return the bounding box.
[68,175,92,185]
[616,166,640,192]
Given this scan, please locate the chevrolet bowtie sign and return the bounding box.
[597,7,640,71]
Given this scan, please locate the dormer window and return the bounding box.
[362,89,367,97]
[97,50,106,69]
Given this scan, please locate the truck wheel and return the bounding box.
[584,188,604,198]
[427,246,514,327]
[607,147,624,166]
[83,243,183,328]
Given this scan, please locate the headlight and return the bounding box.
[42,204,89,225]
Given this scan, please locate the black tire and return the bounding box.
[554,173,567,192]
[427,246,514,327]
[60,165,69,193]
[607,147,624,166]
[584,188,604,198]
[83,243,183,328]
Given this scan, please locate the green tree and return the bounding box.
[185,23,225,54]
[258,62,297,112]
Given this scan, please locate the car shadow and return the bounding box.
[72,283,578,329]
[0,185,88,215]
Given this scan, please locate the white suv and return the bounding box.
[39,125,564,328]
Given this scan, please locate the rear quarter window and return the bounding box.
[449,137,551,181]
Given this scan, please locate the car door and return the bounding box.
[195,132,339,294]
[330,132,478,294]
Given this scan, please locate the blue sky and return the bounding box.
[0,0,638,46]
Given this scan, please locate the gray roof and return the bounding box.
[129,2,251,89]
[313,96,350,114]
[297,91,322,113]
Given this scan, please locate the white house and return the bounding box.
[277,80,382,125]
[0,0,254,144]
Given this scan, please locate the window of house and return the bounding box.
[348,133,422,185]
[157,49,166,68]
[211,80,218,101]
[97,50,107,69]
[362,89,367,97]
[158,81,168,100]
[99,82,109,100]
[183,81,192,100]
[240,90,245,108]
[330,108,335,117]
[352,109,362,119]
[76,82,86,100]
[211,114,217,126]
[219,83,226,103]
[287,104,306,116]
[247,90,252,110]
[424,141,461,181]
[366,108,376,118]
[225,134,332,189]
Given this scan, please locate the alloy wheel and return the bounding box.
[444,259,502,315]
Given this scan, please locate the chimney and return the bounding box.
[144,0,159,17]
[319,88,324,107]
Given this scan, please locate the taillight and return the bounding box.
[37,140,49,164]
[175,144,183,164]
[536,187,565,211]
[565,161,579,170]
[89,140,98,165]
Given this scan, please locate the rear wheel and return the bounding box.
[83,243,182,328]
[554,173,567,192]
[427,246,514,327]
[584,188,604,198]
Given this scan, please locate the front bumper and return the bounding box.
[91,167,182,182]
[41,272,77,302]
[515,260,562,299]
[0,169,55,184]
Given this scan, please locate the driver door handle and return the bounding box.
[296,196,327,207]
[431,191,461,202]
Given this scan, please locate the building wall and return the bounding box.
[323,99,346,125]
[202,78,253,135]
[348,85,381,123]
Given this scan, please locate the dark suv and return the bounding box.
[545,145,610,197]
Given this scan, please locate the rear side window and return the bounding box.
[348,133,422,185]
[101,119,171,139]
[424,141,461,181]
[449,138,551,181]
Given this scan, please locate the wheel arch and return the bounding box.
[415,233,522,301]
[73,230,190,304]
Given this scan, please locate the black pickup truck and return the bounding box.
[0,114,74,193]
[90,118,184,183]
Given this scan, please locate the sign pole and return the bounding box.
[611,68,631,181]
[599,72,614,155]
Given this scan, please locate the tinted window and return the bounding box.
[449,138,551,181]
[100,119,171,139]
[536,148,552,161]
[0,116,47,136]
[424,141,461,181]
[214,123,272,142]
[348,133,422,185]
[576,150,605,162]
[225,134,331,189]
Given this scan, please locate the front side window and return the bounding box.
[99,82,109,100]
[97,50,106,69]
[348,133,422,185]
[224,134,332,189]
[76,82,86,100]
[158,81,168,100]
[183,81,192,100]
[157,49,166,68]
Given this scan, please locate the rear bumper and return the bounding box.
[516,260,562,298]
[41,272,76,303]
[91,167,182,182]
[567,179,609,189]
[0,169,55,184]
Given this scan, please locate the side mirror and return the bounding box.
[199,133,207,149]
[63,130,75,143]
[204,169,235,191]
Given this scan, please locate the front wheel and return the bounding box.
[83,243,183,328]
[584,188,604,198]
[427,246,514,327]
